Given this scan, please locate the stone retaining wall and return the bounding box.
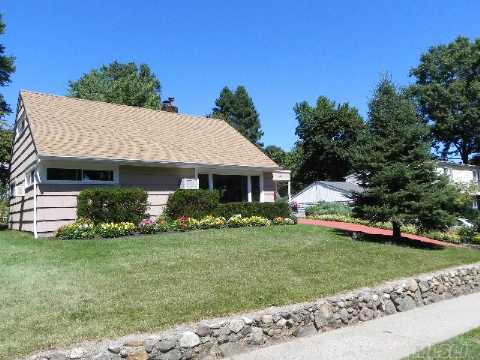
[29,263,480,360]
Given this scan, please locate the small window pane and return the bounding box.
[47,168,82,181]
[83,170,113,181]
[198,174,209,189]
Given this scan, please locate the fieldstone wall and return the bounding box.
[29,263,480,360]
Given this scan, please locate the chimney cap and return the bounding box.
[161,96,178,113]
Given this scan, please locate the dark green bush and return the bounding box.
[305,201,352,216]
[165,189,220,219]
[213,202,290,220]
[77,187,148,224]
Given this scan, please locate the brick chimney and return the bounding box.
[161,97,178,113]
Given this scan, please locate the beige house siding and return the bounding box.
[263,172,275,202]
[9,105,39,232]
[119,165,195,217]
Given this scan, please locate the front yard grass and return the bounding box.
[1,225,480,359]
[406,327,480,359]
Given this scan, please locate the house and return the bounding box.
[9,90,291,237]
[436,161,480,209]
[291,179,363,215]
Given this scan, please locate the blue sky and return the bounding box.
[2,1,480,150]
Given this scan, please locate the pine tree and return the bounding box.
[212,86,263,146]
[0,14,15,193]
[352,77,460,240]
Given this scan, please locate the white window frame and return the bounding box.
[25,168,36,188]
[15,112,27,139]
[38,161,119,185]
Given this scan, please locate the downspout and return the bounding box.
[33,168,37,239]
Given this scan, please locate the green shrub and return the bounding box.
[56,218,96,239]
[214,202,290,220]
[473,234,480,245]
[97,222,136,238]
[458,226,478,244]
[305,202,352,216]
[77,187,148,224]
[165,189,220,219]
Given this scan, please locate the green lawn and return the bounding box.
[406,327,480,359]
[1,225,480,359]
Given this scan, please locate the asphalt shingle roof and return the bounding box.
[21,90,279,169]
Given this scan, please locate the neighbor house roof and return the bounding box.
[317,181,364,194]
[20,90,279,170]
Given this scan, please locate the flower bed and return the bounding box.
[56,215,296,240]
[307,214,480,245]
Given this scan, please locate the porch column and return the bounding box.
[259,173,264,202]
[247,175,252,202]
[208,173,213,190]
[288,180,291,202]
[194,168,199,189]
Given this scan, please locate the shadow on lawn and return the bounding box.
[333,229,445,250]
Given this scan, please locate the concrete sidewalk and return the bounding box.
[227,292,480,360]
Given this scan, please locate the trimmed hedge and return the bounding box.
[165,189,292,220]
[213,202,290,220]
[165,189,220,219]
[77,187,148,224]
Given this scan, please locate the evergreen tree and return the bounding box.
[0,14,15,193]
[294,96,364,186]
[212,86,263,146]
[68,61,161,109]
[352,77,461,240]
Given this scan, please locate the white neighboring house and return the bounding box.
[291,179,363,216]
[436,161,480,209]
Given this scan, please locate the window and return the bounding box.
[47,168,82,181]
[213,175,248,202]
[10,183,15,197]
[198,174,209,190]
[25,169,35,187]
[16,113,26,137]
[82,170,113,181]
[46,168,114,182]
[251,176,260,202]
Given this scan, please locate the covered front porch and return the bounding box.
[194,167,291,203]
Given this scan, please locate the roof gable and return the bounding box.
[20,90,278,169]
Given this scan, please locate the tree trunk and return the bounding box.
[392,221,401,241]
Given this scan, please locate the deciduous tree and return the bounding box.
[68,61,161,109]
[294,96,364,187]
[410,36,480,164]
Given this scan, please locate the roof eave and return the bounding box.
[38,154,281,172]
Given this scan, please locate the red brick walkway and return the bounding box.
[298,218,460,248]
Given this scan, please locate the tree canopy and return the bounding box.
[294,96,364,187]
[352,77,461,239]
[410,36,480,164]
[212,86,263,146]
[0,14,15,193]
[68,61,162,109]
